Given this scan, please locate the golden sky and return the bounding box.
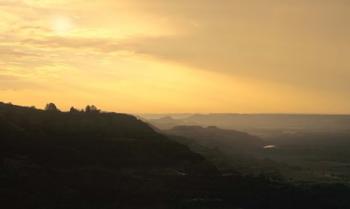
[1,0,349,113]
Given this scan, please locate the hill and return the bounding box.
[147,114,350,136]
[2,102,350,209]
[166,125,263,153]
[164,126,271,174]
[0,102,217,175]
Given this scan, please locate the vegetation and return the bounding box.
[1,102,350,209]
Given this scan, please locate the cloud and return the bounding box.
[0,74,42,90]
[20,36,123,52]
[1,0,350,113]
[115,0,350,94]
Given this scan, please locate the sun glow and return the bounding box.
[51,16,74,36]
[1,0,350,114]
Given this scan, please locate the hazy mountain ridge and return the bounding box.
[146,113,350,135]
[162,124,350,183]
[166,125,264,152]
[164,125,284,176]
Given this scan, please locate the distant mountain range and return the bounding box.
[145,113,350,136]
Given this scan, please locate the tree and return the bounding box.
[85,105,100,113]
[45,103,60,112]
[69,107,79,113]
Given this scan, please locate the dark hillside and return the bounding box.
[2,103,350,209]
[0,102,217,174]
[166,125,263,153]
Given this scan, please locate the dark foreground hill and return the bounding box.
[2,102,350,209]
[0,102,217,174]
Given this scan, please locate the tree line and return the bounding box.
[45,103,101,113]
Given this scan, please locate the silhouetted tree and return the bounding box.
[85,105,100,113]
[45,103,60,112]
[69,106,79,113]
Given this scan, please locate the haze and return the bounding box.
[1,0,349,113]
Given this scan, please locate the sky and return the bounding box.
[0,0,349,114]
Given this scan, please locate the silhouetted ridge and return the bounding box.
[0,102,217,175]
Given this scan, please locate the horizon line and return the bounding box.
[2,101,350,116]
